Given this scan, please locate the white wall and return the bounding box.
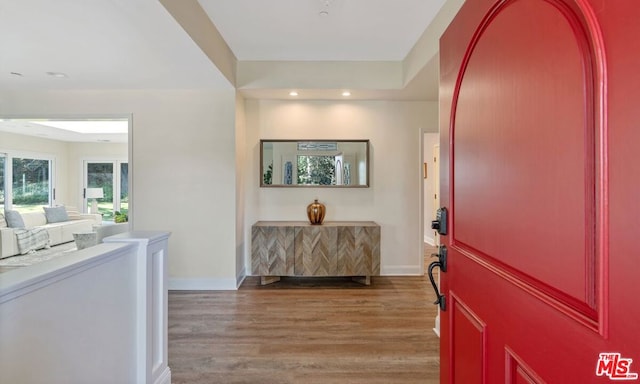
[235,92,247,286]
[1,90,439,285]
[244,100,438,275]
[423,133,439,245]
[0,89,239,289]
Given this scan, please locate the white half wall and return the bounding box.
[0,243,139,384]
[244,100,438,274]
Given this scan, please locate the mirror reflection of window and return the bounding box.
[260,140,369,187]
[297,155,336,185]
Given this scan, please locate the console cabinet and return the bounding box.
[251,221,380,284]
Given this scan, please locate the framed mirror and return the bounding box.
[260,139,369,188]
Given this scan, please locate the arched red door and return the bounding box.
[439,0,640,382]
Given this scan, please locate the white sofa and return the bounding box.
[0,211,102,258]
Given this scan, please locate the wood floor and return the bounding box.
[168,245,440,384]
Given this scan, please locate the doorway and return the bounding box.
[423,133,440,247]
[0,117,130,222]
[423,132,440,336]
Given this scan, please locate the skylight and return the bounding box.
[30,120,128,134]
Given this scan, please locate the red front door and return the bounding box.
[439,0,640,382]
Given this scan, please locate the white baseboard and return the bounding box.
[381,265,423,275]
[154,367,171,384]
[236,268,247,288]
[424,236,436,246]
[433,314,440,337]
[169,278,237,291]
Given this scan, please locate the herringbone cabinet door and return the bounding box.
[251,226,294,275]
[251,221,380,281]
[295,226,338,276]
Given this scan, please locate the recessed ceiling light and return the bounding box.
[46,71,68,78]
[289,91,299,96]
[342,91,351,97]
[318,0,332,16]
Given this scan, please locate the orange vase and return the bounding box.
[306,199,326,225]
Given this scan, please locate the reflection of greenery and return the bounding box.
[263,163,273,185]
[297,156,335,185]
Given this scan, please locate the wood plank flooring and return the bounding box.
[168,245,440,384]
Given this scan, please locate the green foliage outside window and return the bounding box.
[12,158,49,206]
[263,163,273,185]
[297,155,335,185]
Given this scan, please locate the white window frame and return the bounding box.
[81,158,128,216]
[0,149,56,211]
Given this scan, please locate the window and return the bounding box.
[120,162,129,216]
[297,155,336,185]
[12,157,52,212]
[84,160,128,221]
[1,155,53,213]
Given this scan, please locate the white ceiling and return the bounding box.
[0,0,452,140]
[198,0,446,61]
[0,0,231,90]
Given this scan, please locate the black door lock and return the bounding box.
[431,207,448,236]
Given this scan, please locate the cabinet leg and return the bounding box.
[352,276,371,286]
[260,276,281,285]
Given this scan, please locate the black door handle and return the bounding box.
[427,245,447,311]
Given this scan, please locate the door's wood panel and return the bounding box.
[505,347,544,384]
[451,294,486,384]
[607,0,640,367]
[438,0,640,382]
[451,0,602,317]
[514,371,538,384]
